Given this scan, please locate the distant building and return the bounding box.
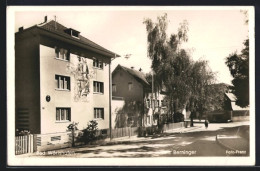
[111,64,167,128]
[225,93,249,121]
[15,17,120,134]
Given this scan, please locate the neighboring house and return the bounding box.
[207,92,250,122]
[225,93,250,121]
[111,64,167,128]
[15,16,120,134]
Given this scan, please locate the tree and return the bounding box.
[144,14,216,122]
[143,14,190,118]
[225,39,249,107]
[67,122,79,147]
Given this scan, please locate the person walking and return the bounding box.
[205,119,209,129]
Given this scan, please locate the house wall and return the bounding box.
[144,92,166,126]
[111,99,125,128]
[40,44,110,134]
[112,69,144,101]
[112,69,144,127]
[15,35,41,134]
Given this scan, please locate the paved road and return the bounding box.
[29,121,249,158]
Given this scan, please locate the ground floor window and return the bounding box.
[94,108,104,119]
[56,108,71,121]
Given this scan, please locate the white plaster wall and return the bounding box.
[111,99,125,128]
[40,45,110,134]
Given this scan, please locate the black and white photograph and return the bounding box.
[7,6,255,166]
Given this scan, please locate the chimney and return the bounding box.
[54,15,57,30]
[139,68,142,72]
[19,27,24,32]
[131,66,134,69]
[44,16,47,23]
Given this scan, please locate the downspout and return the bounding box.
[109,59,112,140]
[109,55,116,140]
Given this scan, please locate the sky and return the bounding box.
[13,6,251,85]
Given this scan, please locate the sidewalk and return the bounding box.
[103,125,202,145]
[216,125,249,153]
[216,135,249,152]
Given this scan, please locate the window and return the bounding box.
[55,75,70,90]
[93,81,104,93]
[146,99,150,108]
[94,108,104,119]
[128,82,133,91]
[56,108,71,121]
[93,58,103,69]
[156,100,160,107]
[64,28,80,39]
[112,84,116,92]
[55,47,70,61]
[147,116,151,124]
[161,100,167,107]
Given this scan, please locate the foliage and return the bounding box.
[79,120,99,144]
[225,39,249,107]
[67,122,79,147]
[67,121,79,131]
[173,112,184,123]
[15,129,30,136]
[143,14,216,119]
[114,100,142,128]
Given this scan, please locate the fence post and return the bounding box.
[33,134,37,152]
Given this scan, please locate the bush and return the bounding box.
[173,112,184,123]
[78,120,99,144]
[15,129,30,136]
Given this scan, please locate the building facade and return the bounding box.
[15,17,119,134]
[111,65,167,128]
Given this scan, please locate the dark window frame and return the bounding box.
[94,108,104,119]
[56,108,71,122]
[93,81,104,94]
[55,75,71,90]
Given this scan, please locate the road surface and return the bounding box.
[28,121,250,158]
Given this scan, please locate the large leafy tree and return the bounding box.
[225,39,249,107]
[143,14,216,122]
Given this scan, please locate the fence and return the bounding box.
[15,134,34,155]
[162,122,184,132]
[110,127,139,139]
[15,122,184,153]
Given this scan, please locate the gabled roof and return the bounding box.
[225,93,249,111]
[17,20,120,58]
[225,93,237,102]
[113,64,149,86]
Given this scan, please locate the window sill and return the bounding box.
[55,88,70,92]
[93,92,104,95]
[55,121,71,123]
[54,57,69,62]
[94,118,104,121]
[93,67,103,70]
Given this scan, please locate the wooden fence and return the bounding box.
[162,122,184,132]
[110,127,139,139]
[15,134,34,155]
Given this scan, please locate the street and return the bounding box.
[28,121,249,158]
